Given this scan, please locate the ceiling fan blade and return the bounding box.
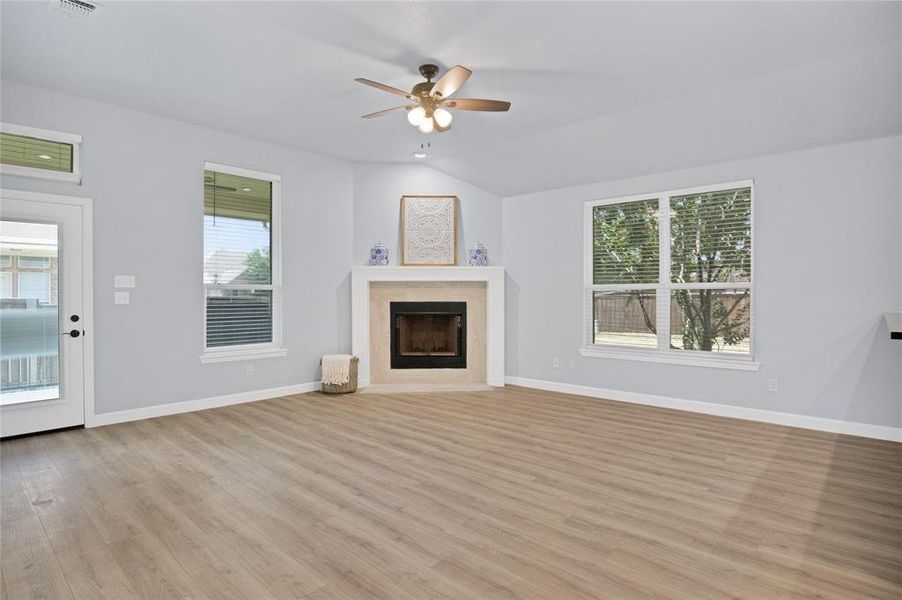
[355,78,414,99]
[445,98,511,112]
[430,65,472,99]
[361,105,414,119]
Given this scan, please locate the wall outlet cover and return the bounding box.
[114,275,136,288]
[114,291,130,305]
[552,357,560,368]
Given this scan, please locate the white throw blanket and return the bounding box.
[321,354,353,385]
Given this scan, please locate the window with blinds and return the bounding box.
[585,182,753,359]
[203,164,282,353]
[0,124,82,183]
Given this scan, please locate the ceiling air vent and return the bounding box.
[49,0,102,22]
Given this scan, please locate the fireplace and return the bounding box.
[390,301,467,369]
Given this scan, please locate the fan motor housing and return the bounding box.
[411,81,435,97]
[412,63,440,97]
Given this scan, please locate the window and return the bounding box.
[201,163,284,363]
[0,123,82,183]
[17,256,50,269]
[582,181,755,369]
[17,272,51,304]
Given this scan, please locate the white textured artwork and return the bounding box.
[401,196,457,265]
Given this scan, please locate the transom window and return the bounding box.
[583,181,754,368]
[201,162,284,362]
[0,123,82,183]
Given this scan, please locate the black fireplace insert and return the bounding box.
[390,301,467,369]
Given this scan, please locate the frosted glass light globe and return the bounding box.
[407,106,426,126]
[418,117,434,133]
[433,108,452,128]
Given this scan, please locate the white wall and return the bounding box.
[352,163,503,267]
[1,81,354,415]
[503,136,902,428]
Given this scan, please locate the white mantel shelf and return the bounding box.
[351,266,505,388]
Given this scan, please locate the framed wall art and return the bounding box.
[400,195,458,265]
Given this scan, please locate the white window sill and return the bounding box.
[1,164,81,184]
[579,347,760,371]
[200,347,287,364]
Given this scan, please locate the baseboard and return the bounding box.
[87,382,320,428]
[86,376,901,442]
[505,376,902,442]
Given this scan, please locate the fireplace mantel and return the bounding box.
[351,266,505,388]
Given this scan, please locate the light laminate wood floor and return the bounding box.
[1,386,900,599]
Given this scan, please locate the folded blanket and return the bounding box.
[321,354,353,385]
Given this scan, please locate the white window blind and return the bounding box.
[203,165,282,352]
[585,182,753,360]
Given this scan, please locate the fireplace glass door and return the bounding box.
[390,302,466,369]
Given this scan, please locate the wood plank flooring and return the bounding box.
[2,386,900,599]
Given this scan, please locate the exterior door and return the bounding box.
[1,192,88,437]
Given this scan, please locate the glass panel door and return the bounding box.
[0,221,60,404]
[0,192,86,438]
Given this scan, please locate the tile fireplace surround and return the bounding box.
[351,266,505,388]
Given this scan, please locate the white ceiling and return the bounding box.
[2,1,900,196]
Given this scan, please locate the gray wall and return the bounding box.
[503,136,902,428]
[352,163,503,267]
[3,79,898,429]
[1,81,354,415]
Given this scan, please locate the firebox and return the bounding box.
[390,301,467,369]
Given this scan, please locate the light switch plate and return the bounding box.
[114,275,136,288]
[114,291,130,305]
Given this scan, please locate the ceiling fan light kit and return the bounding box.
[433,108,452,128]
[418,118,434,133]
[356,63,511,134]
[407,106,426,126]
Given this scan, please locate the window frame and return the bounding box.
[580,180,758,371]
[0,123,83,184]
[199,161,286,364]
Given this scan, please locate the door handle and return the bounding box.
[62,329,82,338]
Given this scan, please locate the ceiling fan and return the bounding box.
[355,64,511,133]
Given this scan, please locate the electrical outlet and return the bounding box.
[552,357,560,368]
[567,358,575,370]
[246,364,254,376]
[767,378,778,393]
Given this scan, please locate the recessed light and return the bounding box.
[37,154,52,160]
[241,187,252,192]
